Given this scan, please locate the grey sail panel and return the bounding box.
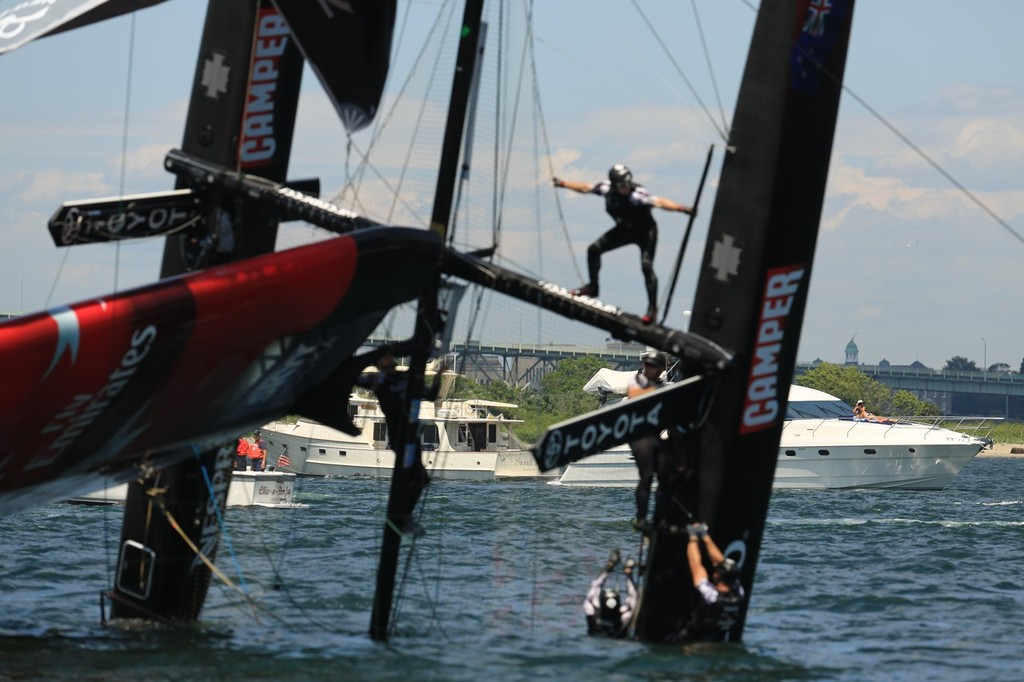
[0,0,167,56]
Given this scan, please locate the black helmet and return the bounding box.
[713,557,739,582]
[608,164,633,187]
[641,350,666,369]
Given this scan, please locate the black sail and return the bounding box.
[272,0,396,133]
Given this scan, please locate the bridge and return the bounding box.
[365,337,1024,418]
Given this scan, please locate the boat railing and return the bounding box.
[907,415,1002,445]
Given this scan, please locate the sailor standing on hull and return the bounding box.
[553,164,692,324]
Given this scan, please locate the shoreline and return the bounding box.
[977,443,1024,459]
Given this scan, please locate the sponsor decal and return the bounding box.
[739,265,805,434]
[710,233,742,283]
[714,537,748,634]
[540,398,664,470]
[191,442,235,573]
[239,8,290,168]
[43,306,80,380]
[246,337,337,406]
[0,0,55,40]
[33,325,158,468]
[201,51,230,100]
[53,197,197,244]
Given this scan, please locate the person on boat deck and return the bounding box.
[853,399,895,424]
[583,549,638,638]
[628,350,672,531]
[682,522,745,640]
[553,164,692,324]
[235,435,250,471]
[247,430,267,471]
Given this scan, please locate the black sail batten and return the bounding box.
[441,249,732,371]
[632,0,856,643]
[164,150,377,233]
[369,0,485,643]
[46,177,322,247]
[660,144,714,324]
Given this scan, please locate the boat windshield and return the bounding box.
[786,398,853,419]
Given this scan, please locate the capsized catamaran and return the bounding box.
[2,0,856,646]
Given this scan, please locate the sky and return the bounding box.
[1,0,1022,371]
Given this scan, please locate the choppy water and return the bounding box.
[2,457,1022,681]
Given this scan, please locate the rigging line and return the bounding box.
[689,0,730,139]
[528,21,582,283]
[112,12,140,299]
[194,446,249,595]
[493,0,533,254]
[628,0,729,143]
[335,0,453,214]
[731,0,1023,248]
[384,0,455,225]
[838,83,1024,247]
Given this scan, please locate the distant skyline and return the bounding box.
[2,1,1022,370]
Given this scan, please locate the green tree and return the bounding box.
[796,362,938,416]
[536,356,610,417]
[447,356,610,444]
[945,356,978,371]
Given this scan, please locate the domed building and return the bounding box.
[844,336,859,365]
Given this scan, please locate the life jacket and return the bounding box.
[248,440,264,459]
[592,589,624,637]
[604,185,655,229]
[236,438,249,455]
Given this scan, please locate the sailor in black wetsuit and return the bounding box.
[553,164,692,323]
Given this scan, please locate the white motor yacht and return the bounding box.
[554,370,988,490]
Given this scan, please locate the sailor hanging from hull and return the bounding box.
[678,522,745,641]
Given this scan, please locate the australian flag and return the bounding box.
[790,0,851,96]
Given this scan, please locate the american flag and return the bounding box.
[278,451,291,468]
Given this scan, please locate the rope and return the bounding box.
[629,0,729,143]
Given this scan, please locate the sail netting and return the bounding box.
[274,0,615,355]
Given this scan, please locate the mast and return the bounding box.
[633,0,856,642]
[369,0,486,642]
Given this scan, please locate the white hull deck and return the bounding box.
[69,470,302,508]
[554,421,985,491]
[554,380,987,491]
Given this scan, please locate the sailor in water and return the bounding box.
[583,549,638,638]
[553,164,692,324]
